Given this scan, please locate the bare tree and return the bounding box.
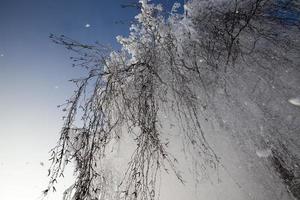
[44,0,300,200]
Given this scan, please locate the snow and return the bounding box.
[256,149,272,158]
[48,0,300,200]
[288,97,300,106]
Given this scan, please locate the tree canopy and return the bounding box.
[44,0,300,200]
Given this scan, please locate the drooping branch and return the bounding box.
[45,0,300,200]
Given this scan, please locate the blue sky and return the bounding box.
[0,0,183,199]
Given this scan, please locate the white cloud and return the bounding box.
[85,24,91,28]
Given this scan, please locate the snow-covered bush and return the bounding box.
[45,0,300,199]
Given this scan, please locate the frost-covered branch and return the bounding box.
[45,0,300,200]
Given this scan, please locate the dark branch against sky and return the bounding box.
[0,1,182,200]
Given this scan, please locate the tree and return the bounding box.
[44,0,300,200]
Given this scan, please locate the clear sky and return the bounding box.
[0,0,183,199]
